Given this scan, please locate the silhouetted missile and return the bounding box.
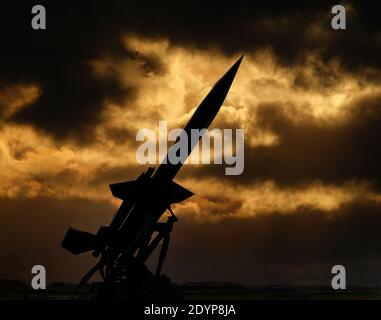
[61,56,243,286]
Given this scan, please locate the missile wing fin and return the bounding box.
[168,181,193,204]
[109,180,137,200]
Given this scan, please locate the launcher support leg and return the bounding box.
[136,211,177,277]
[155,233,171,277]
[154,210,177,276]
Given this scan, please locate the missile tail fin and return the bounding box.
[61,227,97,255]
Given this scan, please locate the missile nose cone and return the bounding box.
[215,54,244,89]
[227,54,244,77]
[181,55,244,135]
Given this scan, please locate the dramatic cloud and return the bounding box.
[2,196,381,285]
[0,197,113,282]
[1,1,381,285]
[2,1,381,140]
[168,199,381,285]
[189,91,381,189]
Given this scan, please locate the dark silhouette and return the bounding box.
[61,56,243,299]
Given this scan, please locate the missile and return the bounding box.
[61,55,243,286]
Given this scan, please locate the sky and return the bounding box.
[1,1,381,286]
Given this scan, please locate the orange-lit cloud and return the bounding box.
[0,84,40,119]
[1,36,381,223]
[2,1,381,285]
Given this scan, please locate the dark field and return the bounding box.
[1,280,381,300]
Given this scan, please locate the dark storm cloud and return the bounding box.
[248,95,381,188]
[1,1,381,142]
[1,1,165,142]
[167,199,381,285]
[0,197,114,282]
[114,0,381,73]
[114,0,381,72]
[1,196,381,285]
